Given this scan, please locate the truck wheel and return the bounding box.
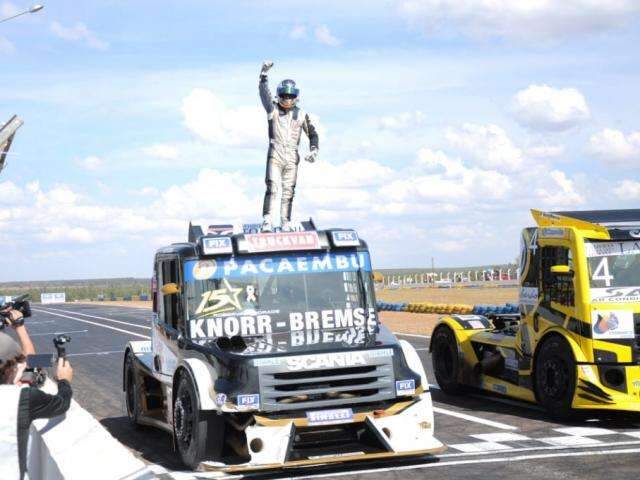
[534,336,576,418]
[124,353,141,427]
[431,326,465,394]
[173,374,224,469]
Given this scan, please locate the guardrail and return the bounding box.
[377,301,520,315]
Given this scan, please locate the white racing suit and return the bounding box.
[260,76,319,225]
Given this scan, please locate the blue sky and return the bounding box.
[1,0,640,281]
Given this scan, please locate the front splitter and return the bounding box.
[200,445,447,473]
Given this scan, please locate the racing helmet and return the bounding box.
[276,79,299,109]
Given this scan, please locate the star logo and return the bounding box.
[195,279,243,316]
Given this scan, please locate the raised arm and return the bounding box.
[259,61,274,114]
[303,114,319,151]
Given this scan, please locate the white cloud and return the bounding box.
[159,169,257,219]
[181,88,264,148]
[526,144,565,159]
[78,155,104,172]
[512,84,590,131]
[0,180,23,204]
[615,180,640,200]
[398,0,640,39]
[379,111,425,131]
[445,124,523,171]
[535,170,584,207]
[588,128,640,165]
[289,24,307,40]
[136,186,159,196]
[0,36,15,55]
[377,148,511,214]
[0,2,18,17]
[142,143,180,160]
[50,21,109,50]
[315,25,341,46]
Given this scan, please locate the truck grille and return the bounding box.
[256,350,396,412]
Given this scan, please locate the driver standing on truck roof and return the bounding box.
[259,61,319,232]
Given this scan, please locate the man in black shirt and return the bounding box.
[0,308,73,480]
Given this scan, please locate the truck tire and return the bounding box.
[431,326,465,394]
[173,374,224,469]
[534,335,576,418]
[124,353,141,428]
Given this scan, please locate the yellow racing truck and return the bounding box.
[431,209,640,417]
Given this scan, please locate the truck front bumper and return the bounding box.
[573,364,640,412]
[202,393,445,472]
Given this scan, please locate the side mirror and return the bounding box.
[550,265,572,275]
[161,282,180,295]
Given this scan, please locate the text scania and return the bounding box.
[286,352,367,371]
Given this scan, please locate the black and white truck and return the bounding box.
[123,221,443,471]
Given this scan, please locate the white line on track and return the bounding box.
[32,308,150,340]
[293,446,640,479]
[393,332,430,339]
[432,406,518,430]
[29,329,89,336]
[67,350,125,357]
[35,307,151,330]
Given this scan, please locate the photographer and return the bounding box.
[0,307,73,480]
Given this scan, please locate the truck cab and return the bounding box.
[124,221,443,471]
[431,209,640,417]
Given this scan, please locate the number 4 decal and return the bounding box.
[592,257,614,287]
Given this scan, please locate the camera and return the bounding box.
[19,335,71,388]
[0,293,32,329]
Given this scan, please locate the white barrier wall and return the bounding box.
[27,380,153,480]
[40,293,66,304]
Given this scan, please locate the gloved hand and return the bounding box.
[304,149,318,163]
[260,61,274,77]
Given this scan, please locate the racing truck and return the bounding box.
[123,221,443,471]
[431,209,640,417]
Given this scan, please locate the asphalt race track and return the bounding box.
[24,304,640,480]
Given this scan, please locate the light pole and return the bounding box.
[0,4,44,24]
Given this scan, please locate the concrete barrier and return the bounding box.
[27,380,154,480]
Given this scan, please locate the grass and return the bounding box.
[376,286,518,305]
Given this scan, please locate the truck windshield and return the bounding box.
[182,251,377,339]
[585,239,640,302]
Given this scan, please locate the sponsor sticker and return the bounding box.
[519,287,539,306]
[492,384,507,394]
[193,260,217,281]
[184,252,372,281]
[245,231,320,253]
[202,236,233,255]
[331,230,360,247]
[591,310,635,339]
[468,320,487,329]
[306,408,353,426]
[195,279,243,316]
[396,379,416,396]
[237,394,260,409]
[189,307,378,339]
[215,393,227,407]
[585,240,640,258]
[591,287,640,304]
[540,227,566,238]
